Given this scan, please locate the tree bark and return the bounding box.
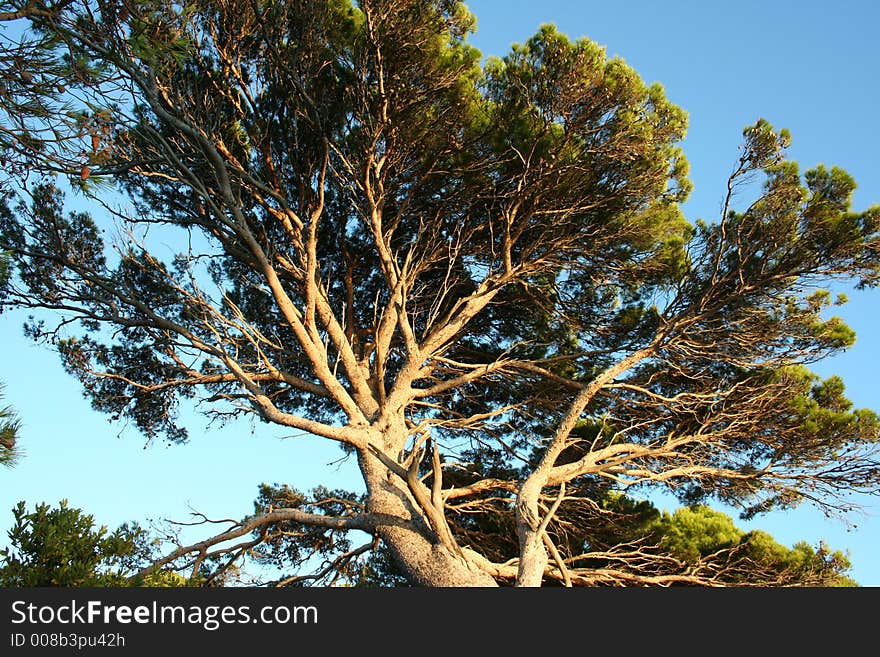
[515,480,549,587]
[357,442,498,587]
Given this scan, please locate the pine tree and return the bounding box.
[1,1,878,586]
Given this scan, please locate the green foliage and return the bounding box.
[0,500,188,587]
[0,250,9,288]
[249,483,374,586]
[650,506,856,586]
[653,506,749,561]
[785,367,879,447]
[0,383,21,468]
[1,500,142,586]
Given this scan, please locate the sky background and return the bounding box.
[2,1,879,585]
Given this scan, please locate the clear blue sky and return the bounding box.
[2,0,879,585]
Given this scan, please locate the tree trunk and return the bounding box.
[515,481,549,587]
[358,446,498,587]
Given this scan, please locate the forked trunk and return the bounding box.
[358,445,498,587]
[515,482,549,587]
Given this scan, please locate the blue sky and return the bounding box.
[2,1,879,585]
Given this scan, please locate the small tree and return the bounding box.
[1,0,878,586]
[0,500,156,586]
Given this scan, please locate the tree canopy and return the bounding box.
[0,0,878,586]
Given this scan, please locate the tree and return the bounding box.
[0,499,186,585]
[0,0,878,586]
[246,481,857,587]
[1,1,90,191]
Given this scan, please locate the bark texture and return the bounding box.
[358,433,499,587]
